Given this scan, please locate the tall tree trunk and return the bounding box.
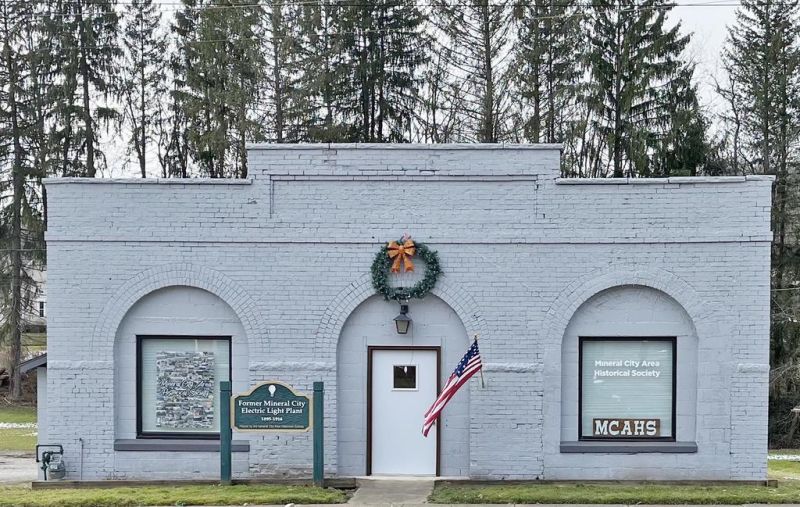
[360,27,370,140]
[773,52,790,292]
[78,3,95,177]
[322,3,333,131]
[531,10,541,143]
[761,0,772,175]
[612,14,624,178]
[239,75,248,178]
[546,0,556,143]
[377,5,385,142]
[732,80,741,174]
[271,1,284,143]
[480,3,495,142]
[3,8,25,400]
[139,31,147,178]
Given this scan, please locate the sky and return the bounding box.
[104,1,743,178]
[670,2,739,111]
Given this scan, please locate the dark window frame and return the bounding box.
[136,335,232,440]
[578,336,677,442]
[38,301,45,318]
[393,365,418,389]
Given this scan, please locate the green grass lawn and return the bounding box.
[429,461,800,504]
[0,484,346,507]
[769,459,800,481]
[430,481,796,504]
[0,406,36,424]
[0,405,36,453]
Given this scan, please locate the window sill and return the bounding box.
[560,441,697,453]
[114,439,250,452]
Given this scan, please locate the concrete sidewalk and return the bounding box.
[0,453,37,484]
[348,478,435,504]
[173,504,800,507]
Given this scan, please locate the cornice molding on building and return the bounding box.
[248,361,335,372]
[556,175,775,185]
[246,142,563,151]
[43,177,253,185]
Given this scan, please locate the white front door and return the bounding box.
[370,348,438,476]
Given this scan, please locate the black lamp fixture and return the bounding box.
[394,303,412,334]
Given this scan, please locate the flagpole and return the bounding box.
[474,334,486,388]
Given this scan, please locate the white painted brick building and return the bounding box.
[41,144,771,481]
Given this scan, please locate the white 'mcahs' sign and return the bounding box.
[593,418,660,437]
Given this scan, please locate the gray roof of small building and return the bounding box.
[19,353,46,373]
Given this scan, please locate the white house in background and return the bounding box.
[2,268,46,387]
[2,267,48,346]
[24,268,47,353]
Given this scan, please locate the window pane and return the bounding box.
[140,338,230,434]
[581,339,673,439]
[393,365,417,389]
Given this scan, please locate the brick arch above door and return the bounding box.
[313,273,488,362]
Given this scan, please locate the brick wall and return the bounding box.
[43,144,772,480]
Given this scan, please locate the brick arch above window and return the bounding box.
[541,266,720,351]
[94,263,267,357]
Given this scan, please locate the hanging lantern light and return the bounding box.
[393,304,412,335]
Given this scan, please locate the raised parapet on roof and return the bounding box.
[246,143,562,179]
[42,144,772,246]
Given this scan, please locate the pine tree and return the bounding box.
[169,1,202,177]
[119,0,167,178]
[513,0,582,144]
[724,0,800,179]
[175,0,267,178]
[294,0,350,141]
[44,0,120,177]
[337,0,427,142]
[583,0,690,177]
[156,72,190,178]
[261,0,311,142]
[0,0,46,400]
[650,66,709,177]
[431,0,515,142]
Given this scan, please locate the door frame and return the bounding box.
[366,345,441,476]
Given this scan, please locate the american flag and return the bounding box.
[422,340,483,437]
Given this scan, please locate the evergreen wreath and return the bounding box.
[371,239,442,301]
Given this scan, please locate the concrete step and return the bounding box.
[348,478,435,505]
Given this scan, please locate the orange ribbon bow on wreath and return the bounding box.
[387,239,416,273]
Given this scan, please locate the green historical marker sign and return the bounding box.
[232,381,311,431]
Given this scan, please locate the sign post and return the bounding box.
[220,381,232,485]
[313,382,324,487]
[229,381,323,486]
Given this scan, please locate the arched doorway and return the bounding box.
[336,295,470,477]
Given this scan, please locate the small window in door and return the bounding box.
[393,365,417,389]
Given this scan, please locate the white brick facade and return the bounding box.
[42,144,772,481]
